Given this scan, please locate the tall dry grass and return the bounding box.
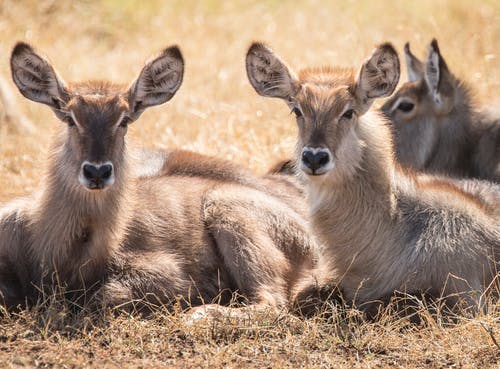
[0,0,499,200]
[0,0,499,367]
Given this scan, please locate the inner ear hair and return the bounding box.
[10,42,68,108]
[404,42,424,82]
[355,43,400,111]
[245,42,297,99]
[424,39,451,104]
[128,45,184,118]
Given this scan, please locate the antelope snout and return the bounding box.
[300,147,334,175]
[79,161,115,190]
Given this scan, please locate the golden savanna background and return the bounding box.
[0,1,499,368]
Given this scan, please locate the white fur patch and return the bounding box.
[79,92,105,98]
[131,149,167,178]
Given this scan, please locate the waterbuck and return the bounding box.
[381,39,500,182]
[246,42,500,312]
[0,42,317,311]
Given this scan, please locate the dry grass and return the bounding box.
[0,0,499,367]
[0,296,499,368]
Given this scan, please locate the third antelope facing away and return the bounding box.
[246,42,500,312]
[382,39,500,182]
[0,42,317,311]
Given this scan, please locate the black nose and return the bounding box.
[82,163,113,188]
[301,150,330,172]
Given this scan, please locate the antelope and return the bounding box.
[0,42,318,312]
[381,39,500,182]
[246,42,500,312]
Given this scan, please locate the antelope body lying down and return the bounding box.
[246,42,500,311]
[0,43,317,311]
[382,39,500,182]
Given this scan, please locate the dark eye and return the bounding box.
[52,97,63,110]
[397,101,415,113]
[63,116,76,127]
[341,109,354,120]
[119,116,131,128]
[291,107,303,118]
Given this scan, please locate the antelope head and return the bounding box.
[246,42,400,180]
[10,42,184,191]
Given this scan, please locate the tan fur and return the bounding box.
[246,42,500,312]
[0,74,33,133]
[0,42,318,311]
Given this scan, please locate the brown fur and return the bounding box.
[416,178,487,211]
[381,40,500,182]
[158,150,308,216]
[267,158,297,175]
[0,42,318,312]
[246,42,500,313]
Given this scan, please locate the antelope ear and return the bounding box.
[404,42,424,82]
[246,42,298,100]
[424,39,455,113]
[355,43,400,113]
[10,42,69,110]
[128,45,184,119]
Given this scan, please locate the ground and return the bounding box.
[0,0,499,368]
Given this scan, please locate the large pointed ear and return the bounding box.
[245,42,298,100]
[424,39,455,113]
[404,42,424,82]
[10,42,69,110]
[354,43,400,113]
[127,45,184,120]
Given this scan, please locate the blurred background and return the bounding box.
[0,0,498,201]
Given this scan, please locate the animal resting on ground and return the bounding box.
[381,39,500,182]
[1,39,498,318]
[0,42,319,313]
[246,41,500,313]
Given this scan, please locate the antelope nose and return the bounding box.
[301,150,330,172]
[98,164,113,180]
[82,163,114,189]
[83,163,113,180]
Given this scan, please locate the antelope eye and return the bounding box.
[291,107,303,118]
[63,115,76,127]
[119,116,131,128]
[341,109,354,120]
[397,101,415,113]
